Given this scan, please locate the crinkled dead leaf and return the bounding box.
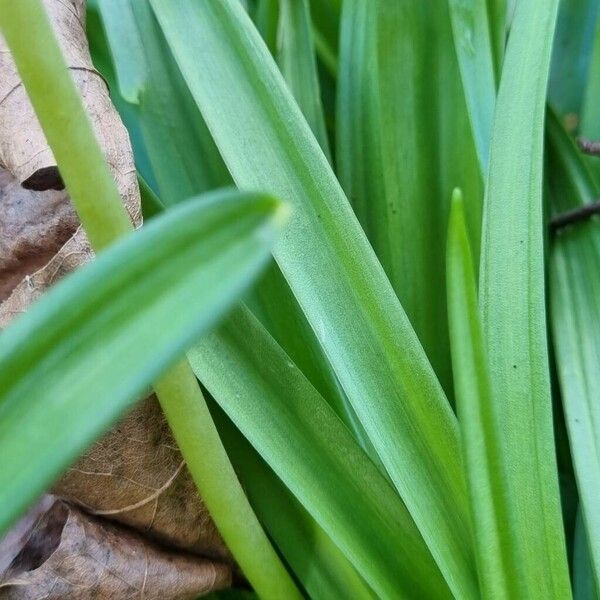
[0,168,77,301]
[0,497,231,599]
[0,0,140,202]
[0,496,55,577]
[0,0,140,311]
[55,395,230,560]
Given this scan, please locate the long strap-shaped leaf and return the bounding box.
[99,0,350,432]
[212,403,378,600]
[151,1,476,595]
[581,13,600,141]
[447,0,497,171]
[337,0,482,398]
[549,0,600,120]
[0,191,280,534]
[189,306,452,600]
[0,3,300,595]
[276,0,330,161]
[98,0,231,206]
[447,190,517,599]
[547,112,600,593]
[270,0,370,448]
[133,168,376,598]
[478,0,571,596]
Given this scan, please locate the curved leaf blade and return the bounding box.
[337,0,483,398]
[478,0,571,595]
[547,112,600,592]
[212,404,377,600]
[99,0,350,433]
[99,0,231,206]
[189,306,452,600]
[447,190,515,599]
[0,190,280,533]
[150,1,476,595]
[276,0,330,160]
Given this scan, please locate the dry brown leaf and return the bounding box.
[0,0,229,570]
[55,396,229,560]
[0,168,77,301]
[0,0,140,310]
[0,497,231,599]
[0,0,138,198]
[0,496,56,577]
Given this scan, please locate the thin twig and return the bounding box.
[550,200,600,233]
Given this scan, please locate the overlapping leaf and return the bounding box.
[211,400,377,600]
[96,0,349,430]
[189,306,451,599]
[447,190,514,599]
[150,1,477,595]
[547,112,600,593]
[478,0,571,595]
[0,190,280,534]
[337,0,482,397]
[93,8,375,590]
[98,0,230,205]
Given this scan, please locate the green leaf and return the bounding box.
[276,0,331,160]
[253,0,279,54]
[447,0,497,170]
[549,0,600,122]
[101,0,354,446]
[86,4,158,189]
[131,139,377,593]
[3,3,298,595]
[547,110,600,592]
[574,509,599,600]
[211,403,377,600]
[154,359,301,600]
[0,190,281,535]
[150,1,477,595]
[0,0,131,251]
[138,173,165,220]
[336,0,483,399]
[98,0,231,206]
[309,0,340,75]
[188,306,452,599]
[96,0,147,103]
[246,265,371,453]
[581,13,600,140]
[478,0,571,596]
[447,189,515,599]
[269,0,367,445]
